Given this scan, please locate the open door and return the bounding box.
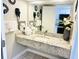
[1,34,7,59]
[1,1,7,59]
[1,17,7,59]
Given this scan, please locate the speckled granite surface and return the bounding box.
[15,33,71,59]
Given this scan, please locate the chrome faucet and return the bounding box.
[43,30,48,37]
[44,30,47,34]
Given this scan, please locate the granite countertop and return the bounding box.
[15,32,71,50]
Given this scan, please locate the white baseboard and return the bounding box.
[12,48,54,59]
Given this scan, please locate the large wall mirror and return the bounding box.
[28,3,73,41]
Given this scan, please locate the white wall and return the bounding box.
[3,0,28,59]
[70,0,78,58]
[70,0,78,46]
[4,0,27,21]
[4,0,28,32]
[42,6,56,33]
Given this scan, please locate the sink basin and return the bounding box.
[34,36,49,43]
[34,34,60,45]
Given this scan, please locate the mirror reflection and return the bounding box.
[27,4,73,41]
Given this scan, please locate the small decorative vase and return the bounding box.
[63,29,70,41]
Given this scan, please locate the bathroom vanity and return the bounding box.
[15,31,71,59]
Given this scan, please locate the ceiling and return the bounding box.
[25,0,74,5]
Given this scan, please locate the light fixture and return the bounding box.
[28,0,73,5]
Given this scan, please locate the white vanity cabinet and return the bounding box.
[15,33,71,59]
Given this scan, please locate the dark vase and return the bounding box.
[63,29,70,41]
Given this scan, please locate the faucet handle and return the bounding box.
[44,30,47,34]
